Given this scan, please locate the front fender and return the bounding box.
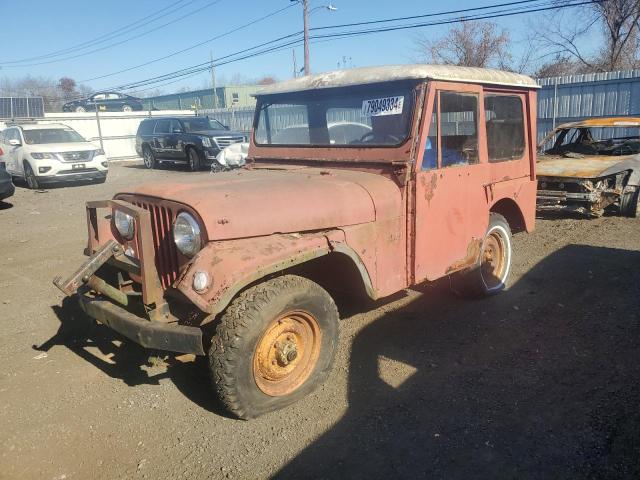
[174,232,372,321]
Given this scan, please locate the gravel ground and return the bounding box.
[0,162,639,480]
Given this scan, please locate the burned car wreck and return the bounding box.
[536,117,640,217]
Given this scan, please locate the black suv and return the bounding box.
[135,116,246,170]
[63,92,143,113]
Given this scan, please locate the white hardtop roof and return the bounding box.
[257,64,539,95]
[20,123,73,130]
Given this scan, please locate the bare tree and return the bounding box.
[536,0,640,72]
[414,20,512,69]
[0,75,93,111]
[256,76,277,85]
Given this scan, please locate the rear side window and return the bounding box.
[484,95,525,162]
[138,120,155,135]
[154,120,171,134]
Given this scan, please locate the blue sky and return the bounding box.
[2,0,596,95]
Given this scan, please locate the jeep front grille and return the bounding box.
[213,136,244,149]
[131,201,179,290]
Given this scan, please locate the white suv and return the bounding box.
[0,123,108,189]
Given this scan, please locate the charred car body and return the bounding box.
[537,118,640,217]
[55,65,539,419]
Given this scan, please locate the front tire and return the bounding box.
[209,275,339,419]
[450,213,512,298]
[75,106,86,113]
[620,186,639,218]
[23,162,40,190]
[122,104,133,112]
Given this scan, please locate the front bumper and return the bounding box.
[39,170,107,185]
[78,293,204,355]
[54,223,205,355]
[0,179,14,200]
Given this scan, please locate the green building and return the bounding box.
[143,85,261,110]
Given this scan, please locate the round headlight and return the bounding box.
[173,212,202,257]
[114,210,134,240]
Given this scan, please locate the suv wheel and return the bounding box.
[188,148,201,171]
[620,186,640,218]
[75,106,86,113]
[209,275,339,419]
[450,213,512,298]
[24,162,40,190]
[142,146,156,169]
[122,104,133,112]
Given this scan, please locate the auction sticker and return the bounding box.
[361,96,404,117]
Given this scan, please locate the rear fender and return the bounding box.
[174,232,373,321]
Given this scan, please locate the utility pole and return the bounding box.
[292,49,298,78]
[210,50,218,109]
[303,0,310,75]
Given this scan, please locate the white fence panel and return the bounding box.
[0,110,196,162]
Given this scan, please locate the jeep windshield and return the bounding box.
[543,126,640,157]
[254,82,415,147]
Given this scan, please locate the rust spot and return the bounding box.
[422,172,438,203]
[446,238,482,274]
[319,170,331,175]
[217,218,230,225]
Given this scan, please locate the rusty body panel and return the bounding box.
[537,155,634,178]
[54,64,539,356]
[536,117,640,215]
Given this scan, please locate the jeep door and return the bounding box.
[413,82,490,282]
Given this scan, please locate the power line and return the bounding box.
[0,0,224,68]
[80,3,298,83]
[106,0,601,93]
[27,0,605,101]
[0,0,194,64]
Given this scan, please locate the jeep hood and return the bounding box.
[537,154,636,178]
[118,167,401,240]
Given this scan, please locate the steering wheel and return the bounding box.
[358,131,401,144]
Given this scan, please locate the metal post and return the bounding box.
[552,77,558,130]
[178,97,182,110]
[94,101,104,152]
[210,50,218,109]
[293,49,298,78]
[303,0,310,75]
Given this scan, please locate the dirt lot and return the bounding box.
[1,162,639,480]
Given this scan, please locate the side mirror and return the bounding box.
[224,125,230,130]
[9,139,21,147]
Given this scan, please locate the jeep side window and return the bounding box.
[422,112,438,170]
[440,91,479,167]
[484,95,525,162]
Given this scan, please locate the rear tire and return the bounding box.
[142,146,156,169]
[75,106,86,113]
[450,213,512,298]
[620,186,639,218]
[23,162,40,190]
[122,104,133,112]
[188,147,201,171]
[209,275,339,419]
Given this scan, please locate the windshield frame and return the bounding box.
[541,125,640,157]
[253,81,418,150]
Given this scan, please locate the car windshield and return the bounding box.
[544,126,640,157]
[254,82,415,147]
[182,117,226,132]
[23,128,86,144]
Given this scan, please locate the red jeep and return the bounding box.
[55,65,538,419]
